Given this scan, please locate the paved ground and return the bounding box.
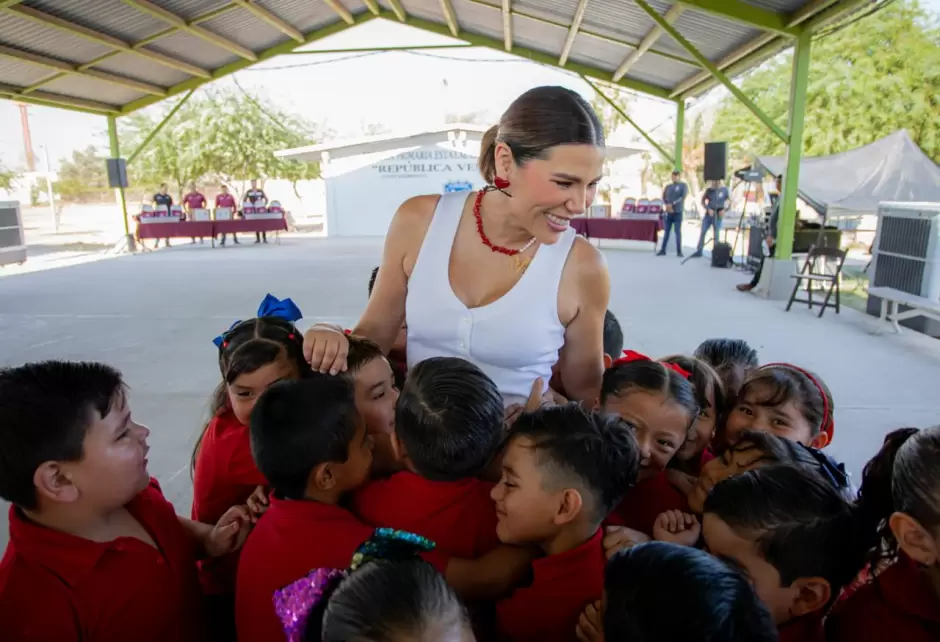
[1,234,938,551]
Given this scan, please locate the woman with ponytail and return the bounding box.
[827,426,940,642]
[303,86,611,407]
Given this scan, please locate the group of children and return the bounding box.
[0,272,938,642]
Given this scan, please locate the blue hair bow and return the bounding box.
[213,293,303,347]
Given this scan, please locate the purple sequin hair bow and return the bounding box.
[273,528,435,642]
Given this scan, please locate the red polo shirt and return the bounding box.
[215,193,237,209]
[778,612,825,642]
[352,471,500,558]
[182,192,206,211]
[605,472,689,536]
[191,409,267,594]
[826,555,940,642]
[235,496,376,642]
[496,530,605,642]
[0,479,207,642]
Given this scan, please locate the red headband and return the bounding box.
[760,363,834,440]
[612,350,692,380]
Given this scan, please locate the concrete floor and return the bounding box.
[2,235,938,551]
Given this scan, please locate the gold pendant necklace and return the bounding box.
[513,254,533,273]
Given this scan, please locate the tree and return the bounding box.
[589,80,633,138]
[0,162,15,191]
[711,1,940,164]
[55,145,110,203]
[645,112,709,198]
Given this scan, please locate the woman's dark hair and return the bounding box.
[600,359,698,421]
[705,465,880,609]
[660,354,726,421]
[738,364,834,440]
[604,542,777,642]
[856,426,940,563]
[478,86,605,183]
[396,357,503,481]
[693,338,758,400]
[192,315,309,471]
[603,310,624,358]
[305,559,469,642]
[368,266,379,298]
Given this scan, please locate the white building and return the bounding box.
[277,125,647,237]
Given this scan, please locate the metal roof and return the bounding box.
[0,0,867,116]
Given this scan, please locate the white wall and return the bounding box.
[325,142,481,237]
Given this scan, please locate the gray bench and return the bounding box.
[868,286,940,333]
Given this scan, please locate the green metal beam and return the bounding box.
[613,4,683,81]
[127,89,195,164]
[635,0,786,141]
[120,12,379,114]
[775,30,811,262]
[801,0,872,32]
[582,76,675,165]
[787,0,841,27]
[107,114,133,244]
[671,32,776,98]
[0,0,23,9]
[676,0,800,37]
[674,99,685,172]
[0,81,119,113]
[132,4,241,49]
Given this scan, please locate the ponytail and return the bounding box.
[478,124,499,184]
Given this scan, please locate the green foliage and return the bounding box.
[0,162,15,191]
[589,80,633,138]
[120,87,320,201]
[55,145,110,203]
[646,112,710,194]
[711,1,940,164]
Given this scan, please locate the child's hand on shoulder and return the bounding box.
[576,600,604,642]
[602,525,650,559]
[206,505,253,557]
[302,323,349,374]
[246,485,269,523]
[652,510,700,547]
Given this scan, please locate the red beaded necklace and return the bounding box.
[473,189,536,257]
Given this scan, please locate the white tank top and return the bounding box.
[406,191,577,407]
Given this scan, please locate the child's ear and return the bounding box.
[34,461,80,505]
[554,488,584,526]
[603,354,613,369]
[789,577,831,617]
[312,462,335,491]
[890,511,939,566]
[809,431,831,449]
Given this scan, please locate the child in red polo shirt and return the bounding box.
[599,352,698,536]
[827,426,940,642]
[702,465,881,642]
[235,374,377,642]
[578,542,777,642]
[0,361,252,642]
[353,356,505,559]
[493,403,640,642]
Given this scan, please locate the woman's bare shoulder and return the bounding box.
[392,194,441,230]
[568,234,608,279]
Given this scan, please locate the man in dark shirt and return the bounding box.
[245,179,268,244]
[692,179,730,257]
[151,183,173,249]
[658,170,688,257]
[738,174,782,292]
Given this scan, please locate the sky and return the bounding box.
[0,1,937,172]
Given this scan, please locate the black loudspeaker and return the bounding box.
[106,158,128,188]
[703,142,728,181]
[712,241,732,268]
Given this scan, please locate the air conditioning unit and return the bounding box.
[867,202,940,335]
[0,201,26,267]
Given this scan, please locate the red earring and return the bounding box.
[493,176,510,190]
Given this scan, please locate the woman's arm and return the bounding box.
[557,239,610,405]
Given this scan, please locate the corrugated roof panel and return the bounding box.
[143,31,241,70]
[512,12,568,56]
[582,0,672,43]
[336,0,372,18]
[625,51,701,89]
[256,0,343,34]
[154,0,231,22]
[743,0,805,13]
[91,52,191,87]
[567,33,631,74]
[401,0,446,25]
[518,0,581,21]
[0,57,54,88]
[0,12,113,65]
[450,0,505,41]
[200,6,285,51]
[42,74,146,105]
[660,10,761,61]
[22,0,168,43]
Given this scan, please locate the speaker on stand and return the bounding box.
[681,142,729,266]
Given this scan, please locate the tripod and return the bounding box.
[729,178,759,271]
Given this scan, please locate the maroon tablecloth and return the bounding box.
[571,218,662,242]
[137,221,214,239]
[214,218,288,234]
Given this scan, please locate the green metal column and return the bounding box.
[674,99,685,172]
[775,30,812,261]
[107,114,135,252]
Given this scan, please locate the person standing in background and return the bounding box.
[658,170,688,257]
[182,182,207,245]
[214,184,239,247]
[245,179,268,244]
[152,183,173,249]
[692,179,730,257]
[738,174,783,292]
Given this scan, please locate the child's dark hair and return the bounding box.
[249,375,359,500]
[508,403,640,522]
[345,334,385,376]
[661,354,726,421]
[739,364,834,440]
[192,315,309,471]
[694,338,758,398]
[305,559,468,642]
[604,542,778,642]
[600,358,698,420]
[368,266,379,298]
[856,426,940,563]
[705,465,879,607]
[396,357,503,482]
[0,361,125,509]
[727,430,850,496]
[603,310,624,358]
